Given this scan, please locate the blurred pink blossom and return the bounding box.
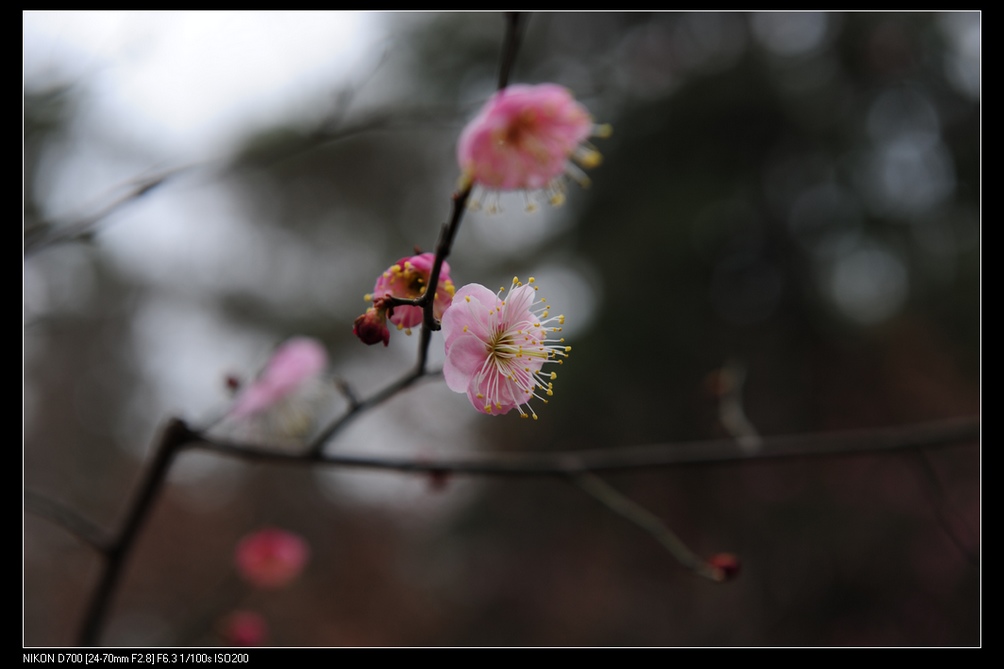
[441,277,569,419]
[457,83,609,206]
[231,338,328,418]
[220,610,268,646]
[354,253,455,345]
[235,527,310,589]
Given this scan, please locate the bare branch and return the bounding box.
[331,376,362,410]
[498,13,528,90]
[24,489,110,553]
[913,451,980,566]
[24,166,193,256]
[571,472,721,581]
[196,416,980,476]
[77,418,195,646]
[306,368,442,456]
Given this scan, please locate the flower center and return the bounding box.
[488,328,520,360]
[502,110,538,148]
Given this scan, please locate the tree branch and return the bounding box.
[570,471,722,581]
[196,416,980,476]
[24,489,110,553]
[76,418,196,646]
[498,13,528,90]
[24,166,192,256]
[306,368,442,456]
[912,450,980,566]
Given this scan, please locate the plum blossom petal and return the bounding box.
[442,277,570,419]
[231,338,328,418]
[443,333,490,393]
[441,283,497,348]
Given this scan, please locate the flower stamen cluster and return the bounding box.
[442,277,570,419]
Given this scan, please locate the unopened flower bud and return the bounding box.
[708,552,741,582]
[353,307,390,347]
[224,374,242,394]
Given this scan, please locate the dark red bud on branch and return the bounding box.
[708,553,741,582]
[353,308,390,347]
[224,374,242,394]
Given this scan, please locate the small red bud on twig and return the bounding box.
[353,308,390,347]
[708,552,741,582]
[224,374,242,394]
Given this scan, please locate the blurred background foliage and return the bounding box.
[24,12,979,646]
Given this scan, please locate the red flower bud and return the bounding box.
[708,552,741,582]
[224,374,242,393]
[353,308,390,347]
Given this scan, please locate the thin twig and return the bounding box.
[331,376,362,409]
[249,104,466,173]
[912,451,980,566]
[24,489,110,553]
[498,13,527,90]
[307,368,442,456]
[197,416,979,476]
[24,103,467,258]
[24,166,192,256]
[570,471,721,581]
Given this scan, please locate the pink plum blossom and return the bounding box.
[230,337,328,418]
[457,83,610,207]
[354,253,455,345]
[220,610,268,646]
[441,277,570,419]
[235,527,310,589]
